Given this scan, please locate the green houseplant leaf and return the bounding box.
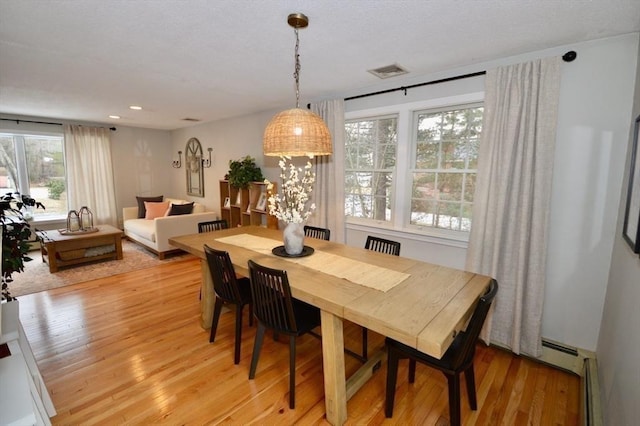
[1,192,45,301]
[226,156,264,189]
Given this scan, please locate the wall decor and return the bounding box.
[185,137,204,197]
[623,114,640,254]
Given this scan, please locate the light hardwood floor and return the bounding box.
[17,255,579,425]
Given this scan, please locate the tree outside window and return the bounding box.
[0,132,68,218]
[411,105,483,231]
[345,116,397,221]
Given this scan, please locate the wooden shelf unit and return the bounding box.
[219,180,278,229]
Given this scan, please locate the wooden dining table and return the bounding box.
[169,226,492,426]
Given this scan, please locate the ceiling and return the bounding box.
[1,1,639,131]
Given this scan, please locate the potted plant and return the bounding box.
[1,192,44,301]
[225,155,264,189]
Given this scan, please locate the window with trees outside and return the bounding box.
[0,132,68,219]
[411,104,483,232]
[344,115,397,222]
[345,101,483,239]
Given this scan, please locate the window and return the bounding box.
[0,132,68,219]
[411,104,483,232]
[344,116,397,221]
[344,100,483,239]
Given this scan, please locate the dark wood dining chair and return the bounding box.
[385,280,498,426]
[197,219,230,299]
[204,244,253,364]
[353,235,402,362]
[304,225,330,241]
[247,259,321,409]
[365,235,401,256]
[198,219,229,233]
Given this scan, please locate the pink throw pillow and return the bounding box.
[144,201,170,219]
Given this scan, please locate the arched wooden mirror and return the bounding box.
[185,137,204,197]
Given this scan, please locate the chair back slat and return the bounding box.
[450,279,498,369]
[248,260,298,334]
[304,225,330,241]
[365,236,401,256]
[204,244,243,303]
[199,219,229,233]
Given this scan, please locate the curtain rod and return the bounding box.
[345,50,577,102]
[0,117,116,131]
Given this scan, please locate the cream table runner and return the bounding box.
[215,234,410,292]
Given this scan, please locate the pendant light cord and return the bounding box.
[294,27,301,108]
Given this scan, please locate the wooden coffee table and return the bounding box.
[38,224,124,272]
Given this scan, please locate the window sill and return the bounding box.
[31,216,67,228]
[346,221,469,249]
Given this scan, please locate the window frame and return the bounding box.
[344,113,399,224]
[345,92,484,243]
[0,128,68,223]
[405,101,484,240]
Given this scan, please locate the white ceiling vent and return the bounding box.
[368,63,409,79]
[181,117,201,122]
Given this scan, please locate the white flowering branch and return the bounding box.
[265,156,316,224]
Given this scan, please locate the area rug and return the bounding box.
[8,240,195,297]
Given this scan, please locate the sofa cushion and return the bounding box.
[167,202,194,216]
[125,218,156,242]
[163,197,205,213]
[165,197,186,205]
[136,195,163,218]
[145,201,170,219]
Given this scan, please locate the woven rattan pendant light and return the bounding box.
[263,13,332,157]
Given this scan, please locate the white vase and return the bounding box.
[282,222,305,255]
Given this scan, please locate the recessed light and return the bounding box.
[129,105,142,110]
[109,115,121,119]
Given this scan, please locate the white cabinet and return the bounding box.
[0,300,56,425]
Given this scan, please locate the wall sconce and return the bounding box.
[202,147,213,168]
[172,151,182,168]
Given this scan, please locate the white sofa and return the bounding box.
[123,198,218,259]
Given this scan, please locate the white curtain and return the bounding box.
[310,99,346,243]
[64,125,118,227]
[465,57,561,357]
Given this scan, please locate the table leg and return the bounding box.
[46,243,58,273]
[199,259,214,330]
[321,310,347,426]
[114,235,123,260]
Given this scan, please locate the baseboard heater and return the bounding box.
[580,357,603,426]
[542,339,579,356]
[538,339,602,426]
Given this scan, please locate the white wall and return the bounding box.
[596,36,640,426]
[169,109,283,216]
[110,125,173,226]
[544,34,638,350]
[345,33,639,351]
